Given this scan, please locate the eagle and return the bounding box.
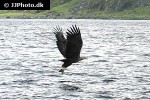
[53,25,86,74]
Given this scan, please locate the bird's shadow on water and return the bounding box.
[58,80,83,92]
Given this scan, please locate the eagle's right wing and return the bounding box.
[65,25,83,59]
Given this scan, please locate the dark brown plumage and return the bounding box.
[53,25,85,74]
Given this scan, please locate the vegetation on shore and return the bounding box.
[0,0,150,19]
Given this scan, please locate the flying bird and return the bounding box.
[53,25,86,74]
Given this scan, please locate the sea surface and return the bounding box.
[0,19,150,100]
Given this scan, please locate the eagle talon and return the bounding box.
[59,68,64,74]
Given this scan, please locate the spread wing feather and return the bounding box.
[65,25,83,59]
[53,26,67,58]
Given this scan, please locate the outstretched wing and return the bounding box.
[53,26,67,58]
[66,25,83,59]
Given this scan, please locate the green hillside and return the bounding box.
[0,0,150,19]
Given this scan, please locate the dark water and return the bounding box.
[0,19,150,99]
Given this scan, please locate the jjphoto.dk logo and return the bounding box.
[0,0,50,10]
[4,2,44,8]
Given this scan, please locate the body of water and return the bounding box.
[0,19,150,99]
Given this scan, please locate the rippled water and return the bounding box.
[0,19,150,99]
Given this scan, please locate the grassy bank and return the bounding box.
[0,7,150,19]
[0,0,150,19]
